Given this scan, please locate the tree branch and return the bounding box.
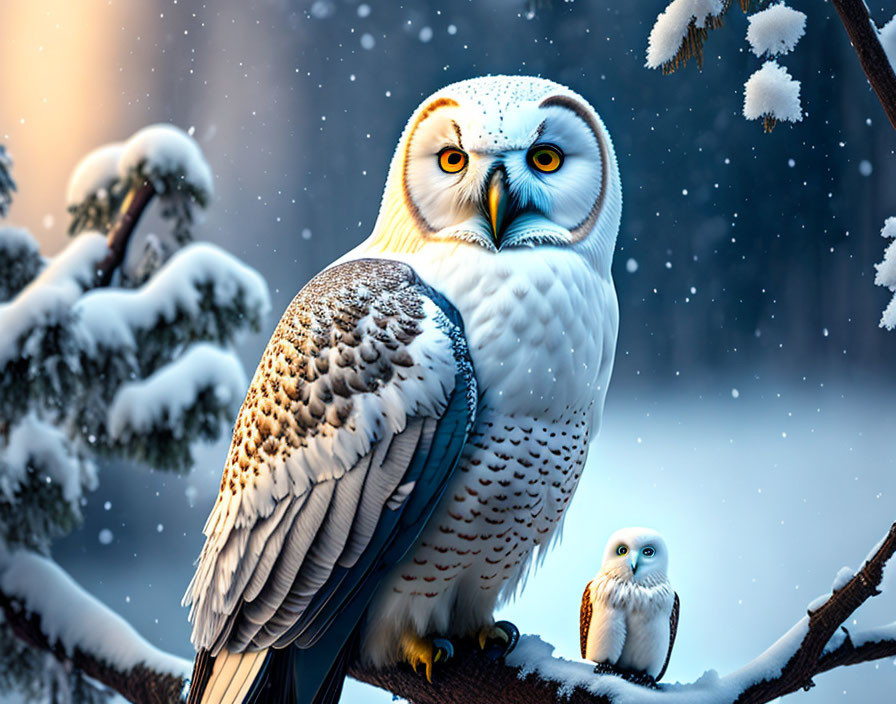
[350,522,896,704]
[2,525,894,704]
[1,592,184,704]
[94,178,157,286]
[0,550,189,704]
[830,0,896,131]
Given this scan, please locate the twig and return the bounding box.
[830,0,896,131]
[94,178,157,286]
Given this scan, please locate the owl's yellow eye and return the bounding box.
[616,545,628,556]
[438,148,468,174]
[527,144,563,173]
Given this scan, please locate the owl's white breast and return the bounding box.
[360,242,619,422]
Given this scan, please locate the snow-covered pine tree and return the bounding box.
[0,125,270,703]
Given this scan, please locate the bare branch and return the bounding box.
[94,178,157,287]
[830,0,896,130]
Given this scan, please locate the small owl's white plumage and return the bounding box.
[580,527,678,680]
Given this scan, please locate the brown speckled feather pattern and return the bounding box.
[222,258,426,496]
[657,592,679,681]
[184,257,473,660]
[579,581,593,658]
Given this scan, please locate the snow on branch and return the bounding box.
[745,3,805,58]
[881,16,896,96]
[0,413,95,551]
[68,125,212,244]
[0,549,189,704]
[646,0,727,74]
[873,217,896,329]
[0,144,15,218]
[743,61,802,132]
[106,344,247,470]
[0,227,43,303]
[0,233,109,421]
[348,521,896,704]
[77,241,270,368]
[66,143,124,236]
[2,519,894,704]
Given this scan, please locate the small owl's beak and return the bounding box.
[630,554,639,574]
[486,170,509,245]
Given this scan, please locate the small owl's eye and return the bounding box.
[438,148,468,174]
[616,545,628,556]
[527,144,563,173]
[642,546,655,557]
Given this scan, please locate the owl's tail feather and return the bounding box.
[187,648,269,704]
[186,626,360,704]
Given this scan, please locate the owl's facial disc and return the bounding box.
[402,95,607,252]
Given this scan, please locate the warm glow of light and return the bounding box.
[0,1,148,253]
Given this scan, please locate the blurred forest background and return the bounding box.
[1,1,895,702]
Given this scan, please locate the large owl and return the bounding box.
[184,75,622,704]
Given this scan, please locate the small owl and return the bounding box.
[580,527,679,680]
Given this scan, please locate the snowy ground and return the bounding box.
[48,378,896,703]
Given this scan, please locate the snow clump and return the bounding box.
[646,0,724,69]
[874,216,896,329]
[743,61,802,128]
[746,3,806,57]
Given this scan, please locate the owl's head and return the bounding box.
[367,76,621,272]
[601,527,669,584]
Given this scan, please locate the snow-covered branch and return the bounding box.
[1,514,892,704]
[0,227,43,303]
[830,0,896,131]
[0,144,15,218]
[0,550,189,704]
[105,343,247,470]
[349,522,896,704]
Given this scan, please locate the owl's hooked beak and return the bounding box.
[629,554,639,574]
[485,169,515,247]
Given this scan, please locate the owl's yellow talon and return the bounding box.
[399,632,454,683]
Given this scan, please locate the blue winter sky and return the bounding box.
[1,1,895,702]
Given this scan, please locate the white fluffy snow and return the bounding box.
[107,343,247,440]
[0,233,107,365]
[874,216,896,329]
[880,15,896,72]
[75,241,270,351]
[501,621,810,703]
[746,3,806,57]
[0,226,40,259]
[646,0,724,69]
[831,565,855,592]
[1,413,96,507]
[66,143,123,207]
[743,61,802,123]
[0,549,190,678]
[119,124,213,197]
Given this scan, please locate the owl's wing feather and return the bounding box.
[579,582,593,659]
[183,259,477,665]
[657,591,679,681]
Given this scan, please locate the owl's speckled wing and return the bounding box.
[657,592,679,681]
[183,258,476,676]
[579,581,593,659]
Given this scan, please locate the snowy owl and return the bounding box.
[580,527,678,680]
[184,75,622,704]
